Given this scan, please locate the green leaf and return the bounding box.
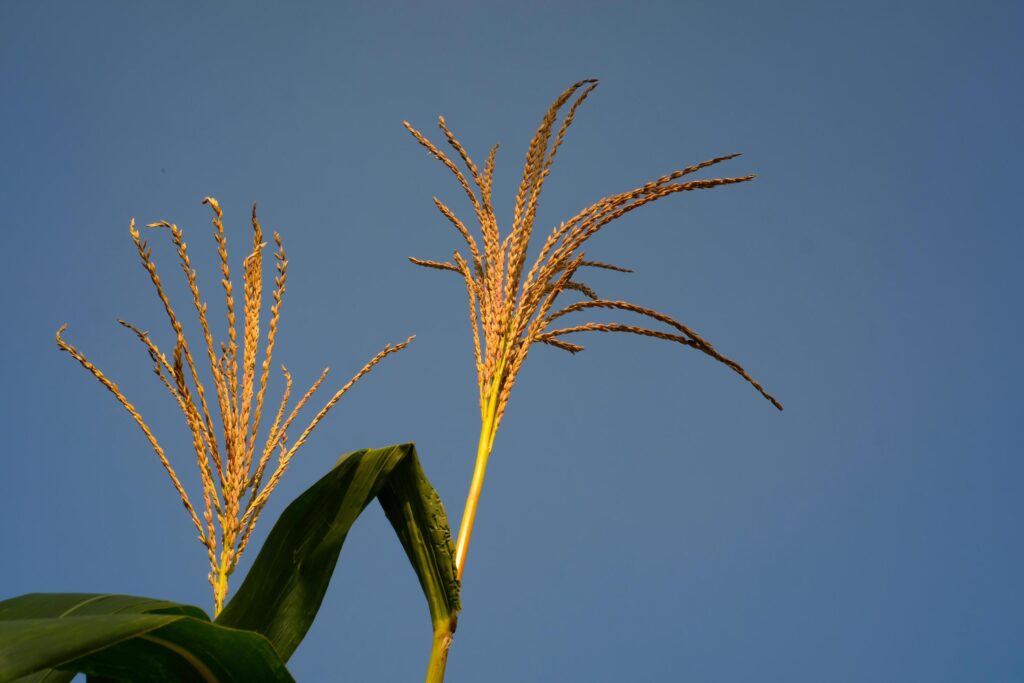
[0,593,207,622]
[217,443,460,662]
[7,667,74,683]
[0,594,293,683]
[0,593,207,683]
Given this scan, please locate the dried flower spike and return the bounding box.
[404,80,781,582]
[57,199,412,614]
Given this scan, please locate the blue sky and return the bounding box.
[2,2,1022,681]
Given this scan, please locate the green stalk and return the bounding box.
[424,621,455,683]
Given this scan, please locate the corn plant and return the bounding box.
[1,202,457,682]
[404,79,780,680]
[0,80,778,683]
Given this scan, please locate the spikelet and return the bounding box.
[404,79,781,448]
[57,199,412,615]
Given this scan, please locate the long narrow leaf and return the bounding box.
[0,593,208,683]
[0,594,207,622]
[216,443,460,661]
[0,594,293,683]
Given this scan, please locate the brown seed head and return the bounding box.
[57,199,414,613]
[405,80,781,444]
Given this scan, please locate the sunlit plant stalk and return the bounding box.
[57,198,411,615]
[405,79,782,681]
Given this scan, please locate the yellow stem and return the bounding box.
[433,362,504,683]
[213,566,229,617]
[454,372,501,581]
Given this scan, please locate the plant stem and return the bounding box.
[454,377,500,580]
[213,563,229,617]
[424,621,455,683]
[432,371,501,682]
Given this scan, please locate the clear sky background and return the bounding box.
[2,2,1021,681]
